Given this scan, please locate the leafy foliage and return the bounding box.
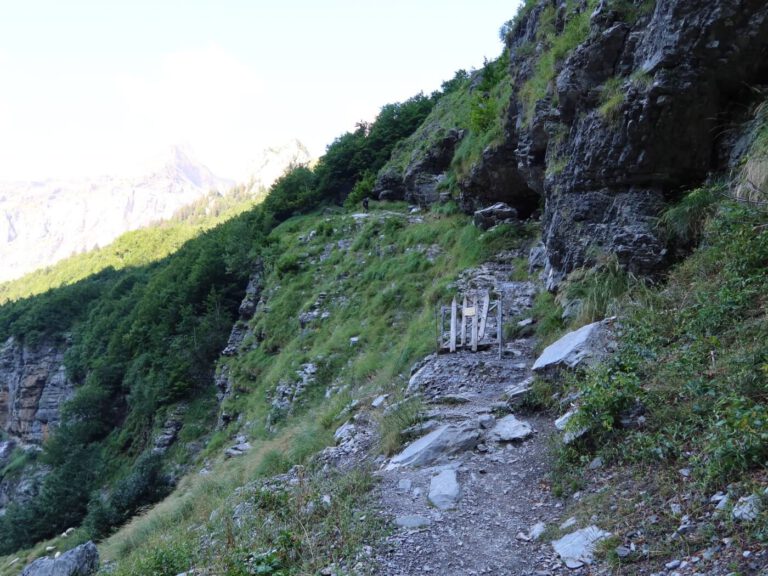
[563,197,768,490]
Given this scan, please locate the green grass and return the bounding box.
[598,77,625,120]
[519,2,596,125]
[92,203,540,574]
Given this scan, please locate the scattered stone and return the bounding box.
[665,559,682,570]
[554,409,588,444]
[387,423,481,469]
[588,457,603,470]
[560,517,577,530]
[349,336,360,346]
[395,515,432,529]
[428,470,461,510]
[516,531,531,542]
[732,494,761,522]
[517,317,534,328]
[21,541,99,576]
[504,377,533,402]
[615,545,632,558]
[551,526,611,569]
[397,479,412,492]
[489,415,533,442]
[478,414,495,429]
[529,522,547,541]
[224,442,252,458]
[334,421,356,444]
[371,394,389,408]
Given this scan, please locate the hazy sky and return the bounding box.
[0,1,520,181]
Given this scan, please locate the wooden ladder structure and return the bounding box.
[437,290,503,358]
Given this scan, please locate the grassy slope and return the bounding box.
[0,202,530,575]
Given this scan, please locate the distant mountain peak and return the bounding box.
[247,139,313,192]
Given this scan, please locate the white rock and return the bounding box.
[429,470,461,510]
[334,421,356,443]
[555,408,588,444]
[552,526,611,569]
[560,517,577,530]
[489,415,533,442]
[371,394,389,408]
[395,515,431,529]
[397,478,412,492]
[732,494,761,522]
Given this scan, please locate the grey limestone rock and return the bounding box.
[489,415,533,442]
[21,541,99,576]
[387,422,481,469]
[428,469,461,510]
[552,526,611,569]
[732,494,762,522]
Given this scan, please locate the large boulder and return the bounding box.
[532,318,616,375]
[21,541,99,576]
[387,422,481,469]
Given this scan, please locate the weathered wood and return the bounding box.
[459,296,467,347]
[470,294,479,352]
[497,291,503,359]
[450,298,457,353]
[478,292,490,340]
[440,306,447,348]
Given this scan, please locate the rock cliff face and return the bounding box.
[511,0,768,285]
[380,0,768,287]
[0,337,74,445]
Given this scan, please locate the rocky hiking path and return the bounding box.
[365,269,605,575]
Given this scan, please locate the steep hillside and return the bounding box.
[2,1,768,574]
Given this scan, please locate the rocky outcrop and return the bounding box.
[377,0,768,286]
[514,0,768,283]
[0,439,48,515]
[215,262,264,413]
[0,337,74,445]
[20,541,99,576]
[373,128,464,204]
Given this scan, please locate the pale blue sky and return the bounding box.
[0,1,520,181]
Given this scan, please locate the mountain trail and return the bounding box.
[364,270,594,575]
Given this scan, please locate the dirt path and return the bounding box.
[365,265,600,575]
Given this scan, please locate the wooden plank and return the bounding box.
[497,293,503,359]
[478,292,490,340]
[471,307,479,352]
[459,296,467,347]
[449,298,457,353]
[440,306,447,348]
